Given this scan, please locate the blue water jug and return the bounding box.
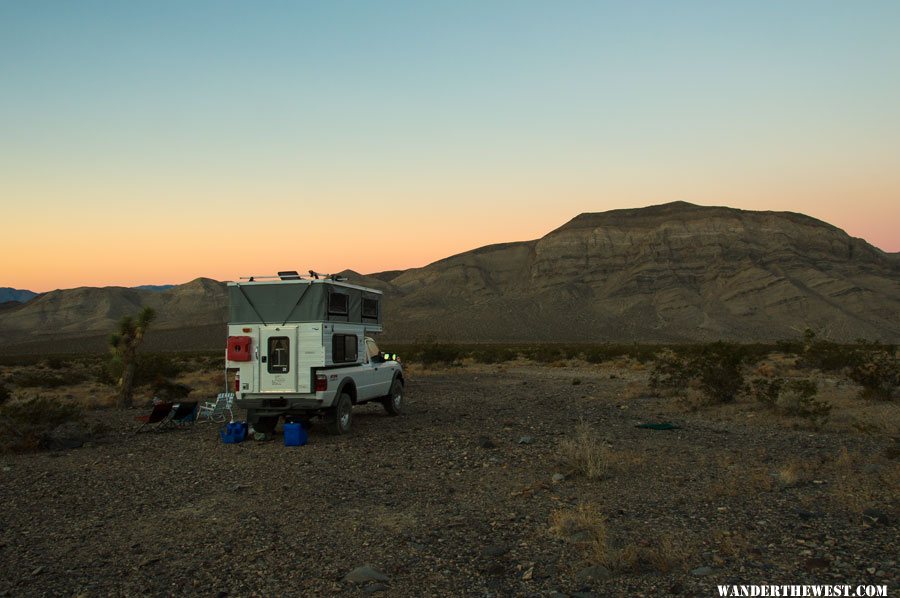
[283,422,308,447]
[220,421,248,444]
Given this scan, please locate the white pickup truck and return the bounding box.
[225,273,404,436]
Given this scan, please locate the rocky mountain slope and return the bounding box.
[1,202,898,350]
[375,202,899,342]
[0,278,227,349]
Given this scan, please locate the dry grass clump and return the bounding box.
[617,535,690,574]
[829,446,900,515]
[776,460,808,487]
[549,503,611,566]
[706,453,775,497]
[713,529,749,558]
[558,421,610,480]
[549,504,690,573]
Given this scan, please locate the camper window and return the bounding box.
[328,292,349,315]
[332,334,358,363]
[362,298,379,319]
[267,337,290,373]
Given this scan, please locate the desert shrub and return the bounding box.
[100,353,184,387]
[417,344,465,366]
[0,397,83,453]
[0,383,10,406]
[847,345,898,400]
[797,330,863,372]
[626,344,664,363]
[750,377,831,428]
[649,349,692,391]
[583,347,610,364]
[471,347,517,364]
[44,356,66,370]
[779,379,830,424]
[526,346,564,363]
[650,343,746,403]
[693,343,746,402]
[749,377,783,409]
[561,345,582,360]
[558,421,609,479]
[9,370,88,388]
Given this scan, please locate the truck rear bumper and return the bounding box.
[237,395,325,414]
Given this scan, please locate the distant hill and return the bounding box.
[134,284,176,292]
[0,278,227,351]
[1,202,898,352]
[369,202,900,343]
[0,288,37,303]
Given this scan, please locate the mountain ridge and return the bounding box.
[1,203,897,350]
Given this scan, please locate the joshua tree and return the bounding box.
[110,307,156,409]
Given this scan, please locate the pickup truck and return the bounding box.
[225,275,404,437]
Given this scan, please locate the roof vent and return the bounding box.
[277,271,301,280]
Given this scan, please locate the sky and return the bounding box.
[1,1,898,292]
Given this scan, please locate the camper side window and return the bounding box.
[328,292,349,315]
[332,334,358,363]
[267,337,290,373]
[362,298,379,319]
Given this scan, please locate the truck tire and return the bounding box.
[382,379,404,416]
[326,393,353,435]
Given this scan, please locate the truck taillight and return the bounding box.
[234,372,241,392]
[314,374,327,392]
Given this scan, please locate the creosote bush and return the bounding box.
[847,344,898,401]
[750,377,831,428]
[650,342,747,403]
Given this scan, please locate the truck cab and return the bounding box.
[225,273,404,436]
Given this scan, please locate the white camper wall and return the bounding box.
[297,323,325,393]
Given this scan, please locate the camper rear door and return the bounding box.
[260,326,299,392]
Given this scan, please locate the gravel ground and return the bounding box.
[0,364,897,597]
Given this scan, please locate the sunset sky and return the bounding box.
[2,1,898,292]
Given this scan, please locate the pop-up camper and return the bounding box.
[226,271,404,436]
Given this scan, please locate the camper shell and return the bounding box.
[226,273,404,435]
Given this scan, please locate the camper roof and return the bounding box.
[228,278,383,295]
[227,276,383,326]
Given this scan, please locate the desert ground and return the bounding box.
[0,357,897,597]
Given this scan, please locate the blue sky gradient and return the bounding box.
[2,1,898,290]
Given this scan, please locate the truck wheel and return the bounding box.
[326,393,353,435]
[382,379,404,416]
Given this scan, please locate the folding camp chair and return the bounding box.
[197,393,234,423]
[160,401,198,430]
[134,402,174,433]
